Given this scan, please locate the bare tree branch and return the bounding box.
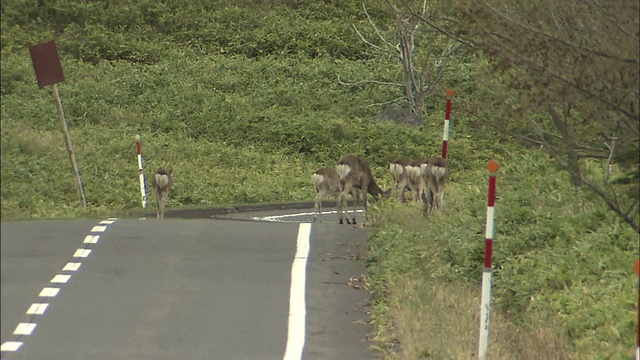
[478,0,638,64]
[336,74,401,87]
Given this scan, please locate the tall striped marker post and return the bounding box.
[442,89,453,160]
[135,135,148,208]
[635,258,639,360]
[440,89,454,209]
[479,159,499,359]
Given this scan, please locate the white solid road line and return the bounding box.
[254,209,363,222]
[283,223,312,360]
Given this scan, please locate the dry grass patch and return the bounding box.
[388,275,569,360]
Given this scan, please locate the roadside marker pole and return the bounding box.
[442,89,454,160]
[136,135,148,208]
[440,89,454,209]
[635,258,639,360]
[479,160,499,359]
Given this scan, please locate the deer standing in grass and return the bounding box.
[404,160,428,202]
[152,168,173,219]
[389,158,410,202]
[312,167,360,222]
[336,155,391,225]
[420,157,448,217]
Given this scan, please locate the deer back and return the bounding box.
[312,167,340,194]
[405,160,425,184]
[389,158,410,181]
[153,168,173,191]
[421,157,448,190]
[336,155,387,197]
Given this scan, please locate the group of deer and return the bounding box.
[389,156,448,216]
[312,155,448,224]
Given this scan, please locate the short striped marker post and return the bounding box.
[135,135,148,208]
[441,89,453,160]
[479,160,499,359]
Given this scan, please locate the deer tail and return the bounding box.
[405,164,422,181]
[335,164,352,181]
[430,165,447,180]
[311,173,324,190]
[389,163,404,179]
[154,173,170,189]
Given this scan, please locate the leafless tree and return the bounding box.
[415,0,639,232]
[341,0,460,117]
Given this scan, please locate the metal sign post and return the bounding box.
[29,40,87,209]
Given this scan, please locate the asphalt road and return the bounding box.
[0,208,376,360]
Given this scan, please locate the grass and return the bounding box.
[366,151,638,359]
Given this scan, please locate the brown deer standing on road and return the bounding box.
[389,158,410,202]
[420,157,448,217]
[336,155,391,225]
[312,167,359,222]
[152,168,173,219]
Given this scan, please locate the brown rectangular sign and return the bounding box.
[29,40,65,89]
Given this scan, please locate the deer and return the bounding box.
[152,168,173,219]
[420,157,448,217]
[389,157,410,202]
[311,167,359,222]
[404,160,428,202]
[336,155,391,225]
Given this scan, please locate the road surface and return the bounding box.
[1,208,375,359]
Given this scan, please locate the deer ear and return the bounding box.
[168,168,173,174]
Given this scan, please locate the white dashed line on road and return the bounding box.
[50,274,72,283]
[62,262,82,271]
[26,303,49,315]
[1,219,117,355]
[83,235,100,244]
[1,341,23,352]
[13,323,36,335]
[38,287,60,297]
[90,225,107,232]
[73,249,92,258]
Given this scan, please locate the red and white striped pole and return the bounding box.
[442,89,454,160]
[635,258,639,360]
[135,135,148,208]
[479,160,499,359]
[440,89,454,209]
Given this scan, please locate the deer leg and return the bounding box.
[160,192,166,219]
[421,190,428,217]
[350,188,359,225]
[422,188,434,217]
[397,178,407,203]
[154,188,161,219]
[339,183,349,224]
[361,186,369,222]
[338,192,344,224]
[313,191,321,222]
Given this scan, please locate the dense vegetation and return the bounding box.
[2,1,638,358]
